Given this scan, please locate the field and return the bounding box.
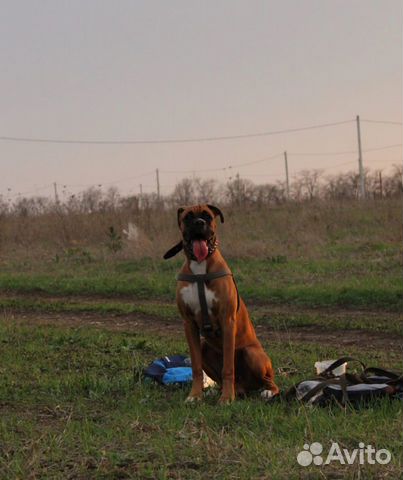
[0,199,402,479]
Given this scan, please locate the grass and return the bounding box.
[0,252,401,310]
[0,319,401,479]
[0,199,401,477]
[0,296,178,319]
[1,199,401,311]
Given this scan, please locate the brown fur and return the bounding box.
[175,204,279,404]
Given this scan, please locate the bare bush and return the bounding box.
[169,177,220,206]
[0,167,400,261]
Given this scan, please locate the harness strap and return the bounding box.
[176,271,236,337]
[361,367,400,381]
[176,271,232,283]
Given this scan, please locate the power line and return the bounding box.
[246,172,283,178]
[160,165,231,174]
[63,170,154,188]
[311,156,401,172]
[160,143,400,175]
[361,119,403,126]
[362,143,402,153]
[0,119,354,145]
[243,156,399,178]
[2,116,400,196]
[160,152,283,174]
[230,152,283,168]
[4,184,53,198]
[289,143,402,156]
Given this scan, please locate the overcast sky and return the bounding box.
[0,0,402,198]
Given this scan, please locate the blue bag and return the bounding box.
[144,355,192,385]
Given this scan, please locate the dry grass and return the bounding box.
[0,197,401,262]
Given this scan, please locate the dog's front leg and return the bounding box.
[184,319,203,402]
[219,316,236,405]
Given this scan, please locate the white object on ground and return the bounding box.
[122,222,139,241]
[261,389,275,400]
[315,359,347,376]
[203,371,216,389]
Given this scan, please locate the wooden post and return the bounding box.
[356,115,365,199]
[53,182,59,205]
[284,151,290,199]
[379,171,383,198]
[156,169,160,200]
[139,183,143,208]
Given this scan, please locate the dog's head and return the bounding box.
[163,204,224,262]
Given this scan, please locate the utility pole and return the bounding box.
[53,182,59,206]
[139,183,143,208]
[378,171,383,198]
[156,168,160,201]
[235,172,242,207]
[356,115,365,199]
[284,151,290,199]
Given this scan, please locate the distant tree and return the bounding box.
[194,178,219,204]
[254,183,286,206]
[13,196,51,216]
[0,196,9,216]
[383,164,403,197]
[296,169,324,200]
[170,178,196,206]
[80,187,103,213]
[225,174,255,206]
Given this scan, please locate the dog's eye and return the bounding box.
[201,212,212,222]
[184,212,194,223]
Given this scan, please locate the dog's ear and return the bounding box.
[163,241,183,259]
[207,204,224,223]
[177,207,185,227]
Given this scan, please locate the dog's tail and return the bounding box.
[163,241,183,259]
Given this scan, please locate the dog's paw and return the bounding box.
[218,395,234,405]
[185,394,202,404]
[261,390,276,401]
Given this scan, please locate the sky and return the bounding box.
[0,0,402,199]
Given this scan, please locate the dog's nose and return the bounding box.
[194,218,206,227]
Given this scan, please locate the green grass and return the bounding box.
[1,296,402,335]
[0,320,401,479]
[0,210,401,478]
[0,252,401,310]
[0,297,178,319]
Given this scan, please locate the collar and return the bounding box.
[163,235,218,261]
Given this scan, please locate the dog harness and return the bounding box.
[176,271,240,337]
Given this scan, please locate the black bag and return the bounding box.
[285,357,403,407]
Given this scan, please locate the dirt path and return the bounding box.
[1,290,401,317]
[2,309,401,353]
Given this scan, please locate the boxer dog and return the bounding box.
[163,204,279,404]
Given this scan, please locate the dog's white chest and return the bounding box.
[180,261,217,315]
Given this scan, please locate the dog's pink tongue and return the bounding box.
[192,240,208,263]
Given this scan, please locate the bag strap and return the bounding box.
[286,358,403,405]
[362,367,400,381]
[300,376,351,404]
[286,357,366,404]
[320,356,366,378]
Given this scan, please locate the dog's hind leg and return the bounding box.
[242,344,279,399]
